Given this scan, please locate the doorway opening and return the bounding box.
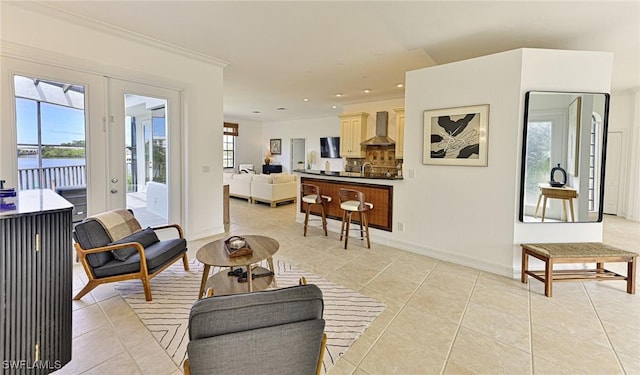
[290,138,306,171]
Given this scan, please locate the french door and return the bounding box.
[2,59,182,225]
[107,79,182,227]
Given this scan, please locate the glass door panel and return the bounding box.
[123,95,168,227]
[14,75,87,221]
[108,78,180,228]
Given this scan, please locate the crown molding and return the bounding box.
[0,40,187,91]
[8,1,229,68]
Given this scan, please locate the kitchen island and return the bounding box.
[296,170,398,232]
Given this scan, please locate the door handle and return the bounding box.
[110,189,118,194]
[111,178,118,183]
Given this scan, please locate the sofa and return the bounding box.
[223,172,253,202]
[223,171,297,207]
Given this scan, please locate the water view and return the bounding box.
[18,157,85,169]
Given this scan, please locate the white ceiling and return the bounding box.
[44,1,640,122]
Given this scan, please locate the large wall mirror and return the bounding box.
[519,91,610,223]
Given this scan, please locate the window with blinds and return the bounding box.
[223,122,238,168]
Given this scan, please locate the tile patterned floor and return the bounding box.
[63,200,640,374]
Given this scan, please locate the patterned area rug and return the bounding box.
[115,259,385,374]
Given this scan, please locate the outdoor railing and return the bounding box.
[18,165,87,191]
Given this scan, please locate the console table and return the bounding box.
[534,183,578,222]
[262,164,283,174]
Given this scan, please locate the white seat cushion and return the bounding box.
[302,194,332,204]
[340,200,373,211]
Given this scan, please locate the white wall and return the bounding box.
[608,90,640,220]
[621,89,640,221]
[262,116,340,173]
[224,117,263,172]
[0,2,227,239]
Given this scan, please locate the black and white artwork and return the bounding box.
[423,104,489,166]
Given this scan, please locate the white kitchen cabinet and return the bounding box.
[339,112,369,158]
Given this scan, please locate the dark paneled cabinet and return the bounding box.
[1,190,73,374]
[262,164,283,174]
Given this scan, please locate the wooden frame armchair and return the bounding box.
[73,214,189,302]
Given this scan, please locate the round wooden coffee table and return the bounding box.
[196,235,279,298]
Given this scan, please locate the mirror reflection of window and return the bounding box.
[519,91,609,223]
[524,121,551,206]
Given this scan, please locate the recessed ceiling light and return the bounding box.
[363,89,371,93]
[335,93,343,97]
[332,105,337,109]
[252,110,261,114]
[303,98,309,102]
[396,83,404,88]
[276,107,287,111]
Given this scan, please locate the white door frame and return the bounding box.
[108,78,182,225]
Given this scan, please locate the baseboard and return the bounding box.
[296,214,516,278]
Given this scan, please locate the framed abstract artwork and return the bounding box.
[423,104,489,166]
[270,138,282,155]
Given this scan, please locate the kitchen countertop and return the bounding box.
[294,169,403,180]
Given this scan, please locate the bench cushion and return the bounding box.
[522,242,638,258]
[93,238,187,278]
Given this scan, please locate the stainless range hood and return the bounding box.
[360,111,395,146]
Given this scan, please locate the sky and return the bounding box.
[16,97,86,146]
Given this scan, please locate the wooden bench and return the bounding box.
[521,242,637,297]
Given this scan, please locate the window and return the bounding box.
[223,122,238,168]
[588,113,601,212]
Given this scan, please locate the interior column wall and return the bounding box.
[401,50,523,276]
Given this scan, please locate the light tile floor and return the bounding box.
[63,199,640,374]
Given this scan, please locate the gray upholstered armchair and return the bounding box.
[184,284,326,375]
[73,209,189,301]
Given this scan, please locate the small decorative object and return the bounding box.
[264,150,272,165]
[224,236,253,258]
[0,179,17,211]
[307,151,316,169]
[269,138,282,155]
[549,164,567,187]
[423,104,489,166]
[325,160,330,173]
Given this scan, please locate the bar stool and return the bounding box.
[301,183,331,236]
[338,188,373,249]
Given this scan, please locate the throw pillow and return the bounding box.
[109,227,160,261]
